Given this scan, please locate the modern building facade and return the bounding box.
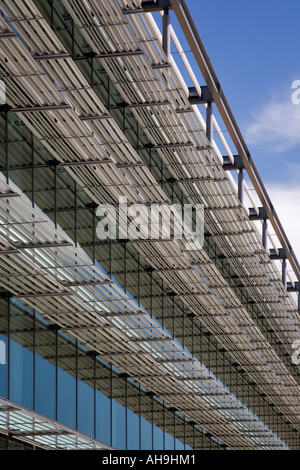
[0,0,300,450]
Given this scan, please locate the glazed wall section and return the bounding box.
[0,296,197,450]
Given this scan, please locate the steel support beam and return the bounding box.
[238,169,244,205]
[14,291,72,298]
[153,142,194,149]
[130,238,174,243]
[58,159,112,167]
[0,191,20,198]
[152,63,172,69]
[162,7,171,60]
[11,104,72,113]
[12,429,71,437]
[282,257,287,287]
[0,249,19,255]
[175,176,221,183]
[0,31,17,39]
[96,50,144,59]
[122,8,144,15]
[262,219,268,250]
[116,162,146,168]
[206,101,213,144]
[33,52,71,60]
[127,100,171,108]
[132,337,172,342]
[79,114,112,121]
[15,241,73,250]
[175,107,193,114]
[62,280,112,287]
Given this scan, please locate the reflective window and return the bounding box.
[77,351,95,437]
[35,328,56,420]
[112,376,126,449]
[0,297,8,398]
[57,335,76,429]
[9,301,33,409]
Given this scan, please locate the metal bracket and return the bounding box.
[0,104,12,113]
[222,155,244,171]
[269,248,286,260]
[287,282,300,292]
[189,86,213,105]
[248,207,268,221]
[141,0,172,12]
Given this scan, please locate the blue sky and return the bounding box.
[168,0,300,260]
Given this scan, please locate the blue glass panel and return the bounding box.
[0,334,8,398]
[112,400,126,449]
[96,391,111,446]
[127,408,139,450]
[35,353,56,419]
[9,301,33,408]
[165,430,175,450]
[141,416,152,450]
[57,367,76,429]
[153,423,164,450]
[78,379,94,437]
[57,335,76,429]
[10,340,33,409]
[175,438,185,450]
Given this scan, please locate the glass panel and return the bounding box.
[176,438,185,450]
[35,324,56,419]
[9,300,33,409]
[127,381,140,450]
[165,409,175,450]
[57,334,76,429]
[0,113,6,177]
[0,296,8,398]
[141,415,152,450]
[153,422,164,450]
[95,361,111,446]
[165,430,175,450]
[112,376,126,449]
[77,349,95,437]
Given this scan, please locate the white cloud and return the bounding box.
[267,183,300,261]
[245,94,300,152]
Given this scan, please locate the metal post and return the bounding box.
[162,8,170,61]
[262,219,268,250]
[298,293,300,315]
[282,258,287,287]
[206,101,213,144]
[238,169,244,205]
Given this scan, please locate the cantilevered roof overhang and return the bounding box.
[0,0,299,450]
